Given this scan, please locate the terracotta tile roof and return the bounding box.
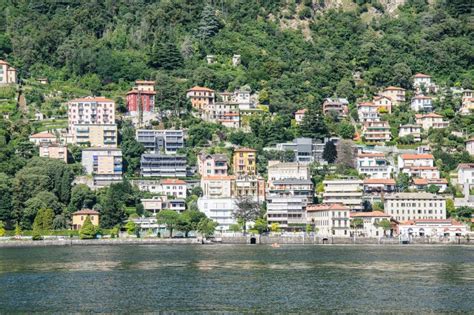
[384,86,405,91]
[350,211,390,218]
[295,109,307,115]
[126,90,156,95]
[160,179,186,185]
[69,96,114,103]
[358,102,377,107]
[30,132,56,139]
[401,219,463,226]
[363,178,396,185]
[412,95,432,100]
[414,73,431,78]
[234,147,256,153]
[373,95,391,101]
[73,209,99,215]
[306,203,349,212]
[400,154,434,160]
[188,86,214,92]
[0,60,11,65]
[413,178,428,185]
[457,163,474,170]
[416,113,443,118]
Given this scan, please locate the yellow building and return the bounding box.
[73,124,117,147]
[72,209,100,230]
[232,147,257,175]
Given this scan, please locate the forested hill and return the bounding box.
[0,0,472,113]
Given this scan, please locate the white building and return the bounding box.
[403,166,440,179]
[350,211,392,237]
[322,179,364,211]
[198,153,228,176]
[29,131,57,146]
[457,163,474,189]
[398,219,468,238]
[397,153,434,170]
[384,193,446,222]
[356,152,393,179]
[373,95,392,113]
[294,109,306,125]
[266,193,308,231]
[357,102,380,123]
[466,138,474,156]
[68,97,116,135]
[415,113,449,130]
[0,60,17,84]
[267,161,310,182]
[306,204,350,237]
[133,179,187,198]
[410,95,433,112]
[412,178,448,193]
[197,197,239,232]
[413,73,437,93]
[399,124,422,142]
[201,175,234,198]
[141,196,186,214]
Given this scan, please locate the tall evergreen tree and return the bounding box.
[150,38,183,70]
[197,4,221,41]
[299,107,329,140]
[322,141,337,164]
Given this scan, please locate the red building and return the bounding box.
[126,80,156,112]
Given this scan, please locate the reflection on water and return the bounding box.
[0,245,472,312]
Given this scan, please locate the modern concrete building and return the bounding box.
[267,161,310,182]
[266,193,308,231]
[268,179,313,202]
[72,124,117,147]
[384,193,446,222]
[306,203,351,237]
[81,148,123,187]
[274,137,317,163]
[232,147,257,176]
[322,179,364,211]
[136,129,184,154]
[197,197,239,232]
[140,153,187,177]
[141,196,186,214]
[198,153,228,176]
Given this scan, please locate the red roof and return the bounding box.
[414,73,431,78]
[363,178,396,185]
[69,96,114,103]
[188,86,214,92]
[384,86,405,91]
[350,211,390,218]
[401,219,463,226]
[400,154,434,160]
[73,209,99,215]
[416,113,443,119]
[358,102,377,107]
[412,95,432,100]
[126,90,156,95]
[0,60,11,65]
[30,132,56,139]
[295,109,307,115]
[413,178,428,185]
[160,179,186,185]
[306,203,349,212]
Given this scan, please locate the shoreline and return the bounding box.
[0,236,472,248]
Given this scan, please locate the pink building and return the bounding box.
[198,153,228,176]
[68,96,115,135]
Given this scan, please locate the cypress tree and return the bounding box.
[322,141,337,164]
[79,216,96,239]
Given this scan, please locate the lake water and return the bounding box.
[0,244,473,313]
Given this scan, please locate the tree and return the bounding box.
[253,218,268,235]
[68,184,96,213]
[270,222,281,233]
[376,219,391,237]
[120,122,145,176]
[396,173,410,192]
[156,210,180,238]
[79,216,97,239]
[197,218,218,238]
[299,107,328,140]
[125,221,137,235]
[338,122,355,139]
[15,222,21,237]
[350,218,364,236]
[99,183,127,229]
[426,184,440,194]
[0,221,5,237]
[322,141,337,163]
[32,210,45,240]
[455,206,473,220]
[336,140,355,171]
[233,197,260,235]
[150,38,183,70]
[197,4,221,41]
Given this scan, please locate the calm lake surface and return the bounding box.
[0,244,473,313]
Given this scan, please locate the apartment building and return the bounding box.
[133,178,187,198]
[39,143,68,163]
[232,147,257,176]
[363,178,396,197]
[306,204,351,237]
[412,178,448,193]
[68,97,115,133]
[357,102,380,123]
[136,129,184,154]
[201,175,235,198]
[266,193,308,231]
[380,86,406,105]
[410,95,433,112]
[403,166,440,179]
[0,60,17,84]
[267,161,310,182]
[322,179,364,211]
[399,124,422,142]
[72,124,117,147]
[198,153,228,176]
[186,86,215,111]
[197,197,239,232]
[81,148,123,187]
[373,95,392,113]
[362,121,391,143]
[413,73,437,93]
[141,196,186,214]
[268,179,313,202]
[384,193,446,221]
[398,153,434,169]
[140,154,187,177]
[356,152,393,179]
[234,175,266,201]
[415,113,449,130]
[322,98,349,117]
[274,137,317,163]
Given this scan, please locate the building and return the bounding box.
[269,178,313,201]
[232,54,241,66]
[72,124,117,147]
[29,131,57,145]
[233,87,253,109]
[67,97,115,133]
[205,102,240,128]
[413,73,437,93]
[198,153,228,176]
[126,80,156,113]
[403,166,440,180]
[266,193,308,231]
[234,175,266,201]
[81,148,123,187]
[356,152,393,179]
[0,60,17,84]
[72,209,100,230]
[397,154,434,170]
[294,109,307,124]
[39,143,68,163]
[350,211,392,237]
[384,193,446,222]
[357,102,380,123]
[457,163,474,193]
[466,138,474,156]
[136,129,184,154]
[362,121,391,143]
[274,137,318,163]
[415,113,449,130]
[133,179,188,198]
[267,161,310,182]
[460,89,474,115]
[363,178,396,196]
[306,204,350,237]
[186,86,215,111]
[322,179,364,211]
[373,95,392,113]
[410,95,432,112]
[141,196,186,214]
[398,219,468,238]
[232,147,257,176]
[399,124,422,142]
[140,154,187,178]
[197,197,239,232]
[381,86,406,105]
[322,98,349,117]
[201,175,235,198]
[412,178,448,193]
